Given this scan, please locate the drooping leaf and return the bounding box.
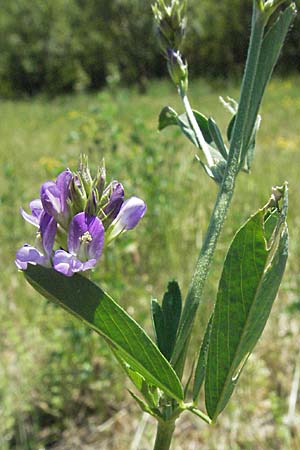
[205,186,289,420]
[158,106,213,146]
[24,265,184,402]
[151,281,182,361]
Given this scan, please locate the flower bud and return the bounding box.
[94,161,106,201]
[167,48,188,93]
[85,190,97,216]
[152,0,187,52]
[78,154,93,197]
[69,175,87,214]
[99,181,124,228]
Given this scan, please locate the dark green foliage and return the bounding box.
[0,0,298,96]
[151,281,182,361]
[205,194,289,420]
[25,265,184,402]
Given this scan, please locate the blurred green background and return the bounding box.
[1,1,300,449]
[0,0,300,97]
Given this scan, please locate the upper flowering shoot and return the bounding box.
[152,0,187,53]
[16,156,147,277]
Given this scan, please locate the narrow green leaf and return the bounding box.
[24,266,184,402]
[208,118,228,160]
[151,299,165,355]
[226,115,235,143]
[151,281,182,361]
[242,4,296,159]
[192,315,213,403]
[162,281,182,360]
[205,188,289,420]
[227,113,259,172]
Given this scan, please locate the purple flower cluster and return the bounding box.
[16,159,146,277]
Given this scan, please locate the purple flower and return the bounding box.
[40,170,72,228]
[107,196,146,241]
[20,199,44,227]
[53,212,104,277]
[15,212,57,270]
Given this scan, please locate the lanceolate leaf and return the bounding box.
[24,265,184,402]
[205,187,289,420]
[208,118,228,160]
[241,3,296,161]
[151,281,182,361]
[192,316,213,403]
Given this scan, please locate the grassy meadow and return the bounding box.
[1,77,300,449]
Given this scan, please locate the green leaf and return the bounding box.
[205,187,289,420]
[192,315,213,403]
[242,3,296,160]
[111,347,158,409]
[151,281,182,361]
[151,299,165,354]
[24,266,184,402]
[227,113,260,172]
[158,106,213,147]
[226,115,235,143]
[208,118,228,160]
[128,390,162,419]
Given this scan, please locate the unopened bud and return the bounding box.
[85,190,97,216]
[152,0,187,52]
[79,154,93,197]
[94,162,106,201]
[167,49,188,93]
[69,175,87,214]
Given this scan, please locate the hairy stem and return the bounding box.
[172,3,266,370]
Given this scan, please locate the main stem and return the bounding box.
[153,421,176,450]
[171,4,266,370]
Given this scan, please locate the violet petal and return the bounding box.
[15,244,49,270]
[115,196,147,230]
[68,213,104,261]
[103,181,124,220]
[56,169,72,215]
[40,181,61,217]
[20,199,43,227]
[53,250,83,277]
[40,212,57,256]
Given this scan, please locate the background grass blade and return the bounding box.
[24,265,184,402]
[205,189,289,420]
